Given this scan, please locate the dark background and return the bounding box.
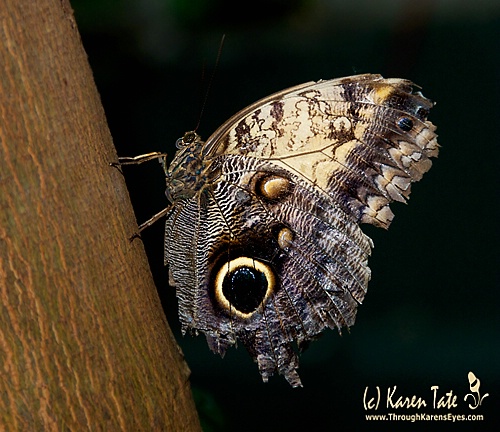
[72,0,499,430]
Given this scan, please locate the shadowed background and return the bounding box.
[71,0,498,430]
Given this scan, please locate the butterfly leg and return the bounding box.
[110,151,171,237]
[137,206,172,233]
[110,152,167,167]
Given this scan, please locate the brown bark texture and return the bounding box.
[0,1,201,430]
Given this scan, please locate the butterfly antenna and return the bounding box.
[194,34,226,133]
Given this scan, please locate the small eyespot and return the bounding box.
[397,117,413,132]
[277,227,294,249]
[256,174,292,201]
[415,107,429,120]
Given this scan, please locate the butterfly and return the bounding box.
[119,74,439,387]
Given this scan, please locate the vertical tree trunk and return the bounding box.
[0,1,201,430]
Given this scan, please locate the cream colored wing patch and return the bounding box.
[205,74,438,228]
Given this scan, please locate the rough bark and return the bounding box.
[0,1,201,430]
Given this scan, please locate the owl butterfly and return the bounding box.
[125,74,438,387]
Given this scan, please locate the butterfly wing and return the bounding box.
[165,74,438,387]
[205,73,438,228]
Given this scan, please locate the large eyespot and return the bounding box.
[214,257,276,319]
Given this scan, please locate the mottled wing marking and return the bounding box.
[168,156,374,387]
[208,74,438,228]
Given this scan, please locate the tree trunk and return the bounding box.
[0,1,201,430]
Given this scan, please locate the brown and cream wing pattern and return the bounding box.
[164,74,438,387]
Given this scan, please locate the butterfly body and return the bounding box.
[159,74,438,387]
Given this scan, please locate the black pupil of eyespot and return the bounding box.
[223,267,267,313]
